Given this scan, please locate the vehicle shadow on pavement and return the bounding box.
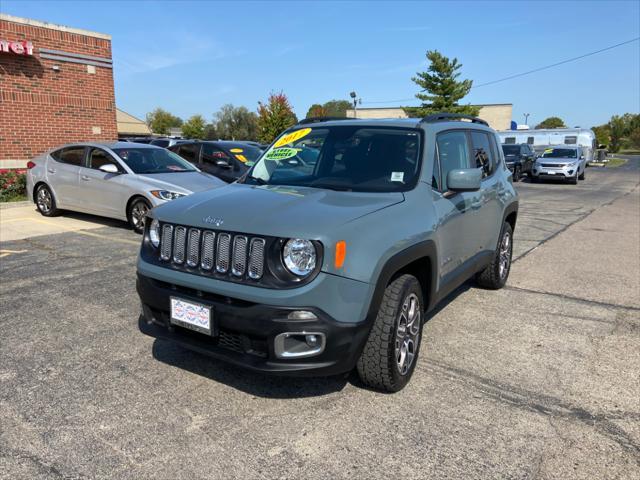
[150,339,349,399]
[59,210,131,230]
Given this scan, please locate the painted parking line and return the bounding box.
[0,249,28,258]
[1,217,141,246]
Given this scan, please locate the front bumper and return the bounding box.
[532,163,579,179]
[137,273,372,376]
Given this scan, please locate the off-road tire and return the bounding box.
[357,274,423,392]
[35,184,60,217]
[477,222,513,290]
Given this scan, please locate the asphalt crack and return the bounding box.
[504,285,640,312]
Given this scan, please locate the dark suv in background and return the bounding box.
[501,143,535,181]
[169,141,263,183]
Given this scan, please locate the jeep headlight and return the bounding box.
[150,190,186,201]
[283,239,316,276]
[149,218,160,248]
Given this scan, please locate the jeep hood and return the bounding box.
[153,183,404,237]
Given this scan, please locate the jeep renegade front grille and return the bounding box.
[158,223,266,281]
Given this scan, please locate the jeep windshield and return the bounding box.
[113,147,198,174]
[540,148,578,159]
[244,126,422,192]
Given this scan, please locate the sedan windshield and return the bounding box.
[541,148,577,159]
[244,126,422,192]
[502,145,520,155]
[113,147,197,174]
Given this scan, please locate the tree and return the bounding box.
[181,114,206,139]
[607,115,626,153]
[257,92,298,143]
[214,104,259,140]
[306,103,328,118]
[203,123,218,140]
[322,100,352,117]
[404,50,479,117]
[591,124,610,148]
[535,117,566,129]
[146,108,182,135]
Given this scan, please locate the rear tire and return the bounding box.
[357,274,423,392]
[35,184,60,217]
[477,222,513,290]
[128,197,151,234]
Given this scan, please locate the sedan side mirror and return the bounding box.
[99,163,120,174]
[215,159,232,168]
[447,168,482,192]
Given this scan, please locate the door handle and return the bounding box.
[47,168,56,174]
[81,175,90,181]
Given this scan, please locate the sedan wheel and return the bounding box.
[36,184,59,217]
[129,198,151,234]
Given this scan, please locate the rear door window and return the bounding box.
[56,147,86,166]
[177,144,200,164]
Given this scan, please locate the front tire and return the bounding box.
[579,169,585,180]
[128,197,151,234]
[513,166,521,182]
[357,274,423,392]
[477,222,513,290]
[35,184,60,217]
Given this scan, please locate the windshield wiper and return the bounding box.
[309,183,353,192]
[247,175,267,185]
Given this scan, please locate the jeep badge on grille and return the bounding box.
[202,216,224,227]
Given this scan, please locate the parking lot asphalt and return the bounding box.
[1,160,639,479]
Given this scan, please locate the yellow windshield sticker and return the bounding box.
[544,148,553,154]
[265,147,299,161]
[235,154,248,162]
[230,148,243,153]
[274,128,312,148]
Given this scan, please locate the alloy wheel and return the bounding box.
[131,201,149,229]
[37,187,52,214]
[395,293,421,375]
[499,230,512,280]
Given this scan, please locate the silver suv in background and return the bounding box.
[26,142,225,233]
[531,146,586,184]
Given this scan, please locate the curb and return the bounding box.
[0,200,32,210]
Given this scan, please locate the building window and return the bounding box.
[504,137,516,144]
[564,136,577,145]
[527,137,534,144]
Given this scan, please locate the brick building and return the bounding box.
[0,14,117,169]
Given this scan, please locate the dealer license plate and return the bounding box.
[170,297,212,335]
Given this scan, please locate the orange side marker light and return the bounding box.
[335,241,347,269]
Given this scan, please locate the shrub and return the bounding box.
[0,169,27,202]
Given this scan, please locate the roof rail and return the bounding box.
[420,113,488,126]
[297,116,352,125]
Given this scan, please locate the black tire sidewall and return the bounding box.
[386,277,424,390]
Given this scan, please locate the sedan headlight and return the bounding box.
[150,190,186,201]
[149,218,160,248]
[283,239,317,276]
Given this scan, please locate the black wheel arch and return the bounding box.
[502,201,519,232]
[126,195,151,220]
[366,240,438,321]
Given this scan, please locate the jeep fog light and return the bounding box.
[274,332,326,359]
[149,218,160,248]
[288,310,317,321]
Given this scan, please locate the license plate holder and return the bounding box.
[170,297,214,336]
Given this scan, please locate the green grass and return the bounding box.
[605,158,628,168]
[619,149,640,155]
[0,193,27,203]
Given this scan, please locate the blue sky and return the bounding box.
[2,0,639,127]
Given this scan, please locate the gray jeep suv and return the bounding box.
[137,114,518,392]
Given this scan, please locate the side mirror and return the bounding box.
[99,163,119,174]
[447,168,482,192]
[215,159,232,168]
[580,155,585,159]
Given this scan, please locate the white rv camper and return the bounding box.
[498,128,597,164]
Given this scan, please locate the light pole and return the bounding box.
[350,91,359,118]
[523,113,530,126]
